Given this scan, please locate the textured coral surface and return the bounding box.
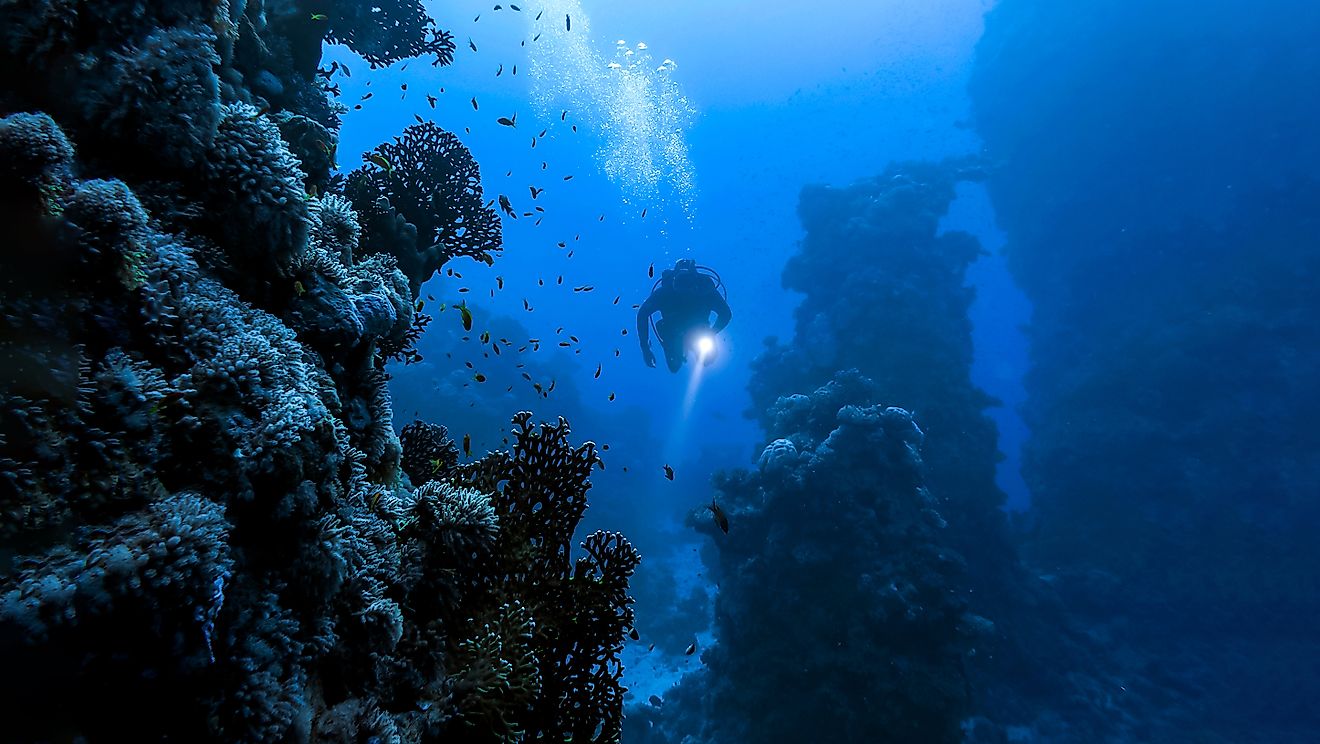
[0,2,633,742]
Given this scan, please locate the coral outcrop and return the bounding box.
[635,372,974,744]
[0,1,632,742]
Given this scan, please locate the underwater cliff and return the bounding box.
[971,1,1320,741]
[0,1,637,741]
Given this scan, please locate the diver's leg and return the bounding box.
[663,341,684,373]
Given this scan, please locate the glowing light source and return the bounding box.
[696,335,715,357]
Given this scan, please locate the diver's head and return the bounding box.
[674,258,697,274]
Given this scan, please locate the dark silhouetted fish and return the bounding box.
[708,498,729,534]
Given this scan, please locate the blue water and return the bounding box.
[6,0,1318,739]
[327,0,1028,708]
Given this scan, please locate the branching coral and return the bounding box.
[0,111,73,209]
[198,102,310,280]
[0,1,635,742]
[344,122,502,296]
[85,24,223,169]
[399,419,460,486]
[321,0,458,69]
[395,413,639,742]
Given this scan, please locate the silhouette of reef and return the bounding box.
[634,371,975,744]
[0,2,634,742]
[972,2,1320,741]
[630,161,1128,742]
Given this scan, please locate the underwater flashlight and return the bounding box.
[696,335,715,358]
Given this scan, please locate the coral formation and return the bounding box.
[639,372,973,744]
[0,1,633,742]
[345,122,503,296]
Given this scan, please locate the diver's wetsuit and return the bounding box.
[637,268,732,373]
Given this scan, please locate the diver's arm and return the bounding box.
[637,294,657,346]
[710,289,732,333]
[636,294,659,366]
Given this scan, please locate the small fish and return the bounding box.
[599,214,604,221]
[708,498,730,534]
[684,642,696,656]
[474,373,486,383]
[648,643,655,652]
[663,464,674,481]
[474,13,480,21]
[563,175,574,181]
[533,33,541,41]
[480,331,491,343]
[310,12,327,20]
[496,64,503,76]
[538,128,547,138]
[426,94,437,108]
[512,65,517,75]
[471,96,479,110]
[608,392,616,401]
[594,364,602,379]
[560,110,568,121]
[566,13,571,30]
[530,136,537,149]
[366,153,392,172]
[629,627,640,641]
[360,91,374,100]
[496,276,504,289]
[497,113,517,127]
[457,302,473,331]
[413,113,424,124]
[530,186,544,199]
[649,695,663,707]
[293,280,306,295]
[536,10,543,20]
[463,434,471,457]
[510,3,520,9]
[641,208,648,218]
[493,3,502,9]
[612,296,620,305]
[400,82,408,91]
[648,262,655,278]
[498,194,516,217]
[468,38,477,52]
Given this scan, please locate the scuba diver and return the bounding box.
[637,258,731,373]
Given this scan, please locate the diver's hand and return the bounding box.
[642,347,657,368]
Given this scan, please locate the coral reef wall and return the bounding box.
[749,161,1014,611]
[633,162,1117,742]
[971,1,1320,741]
[0,1,635,742]
[746,162,1075,729]
[633,372,977,744]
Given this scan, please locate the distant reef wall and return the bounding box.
[0,2,636,742]
[971,1,1320,740]
[632,372,976,744]
[631,162,1122,742]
